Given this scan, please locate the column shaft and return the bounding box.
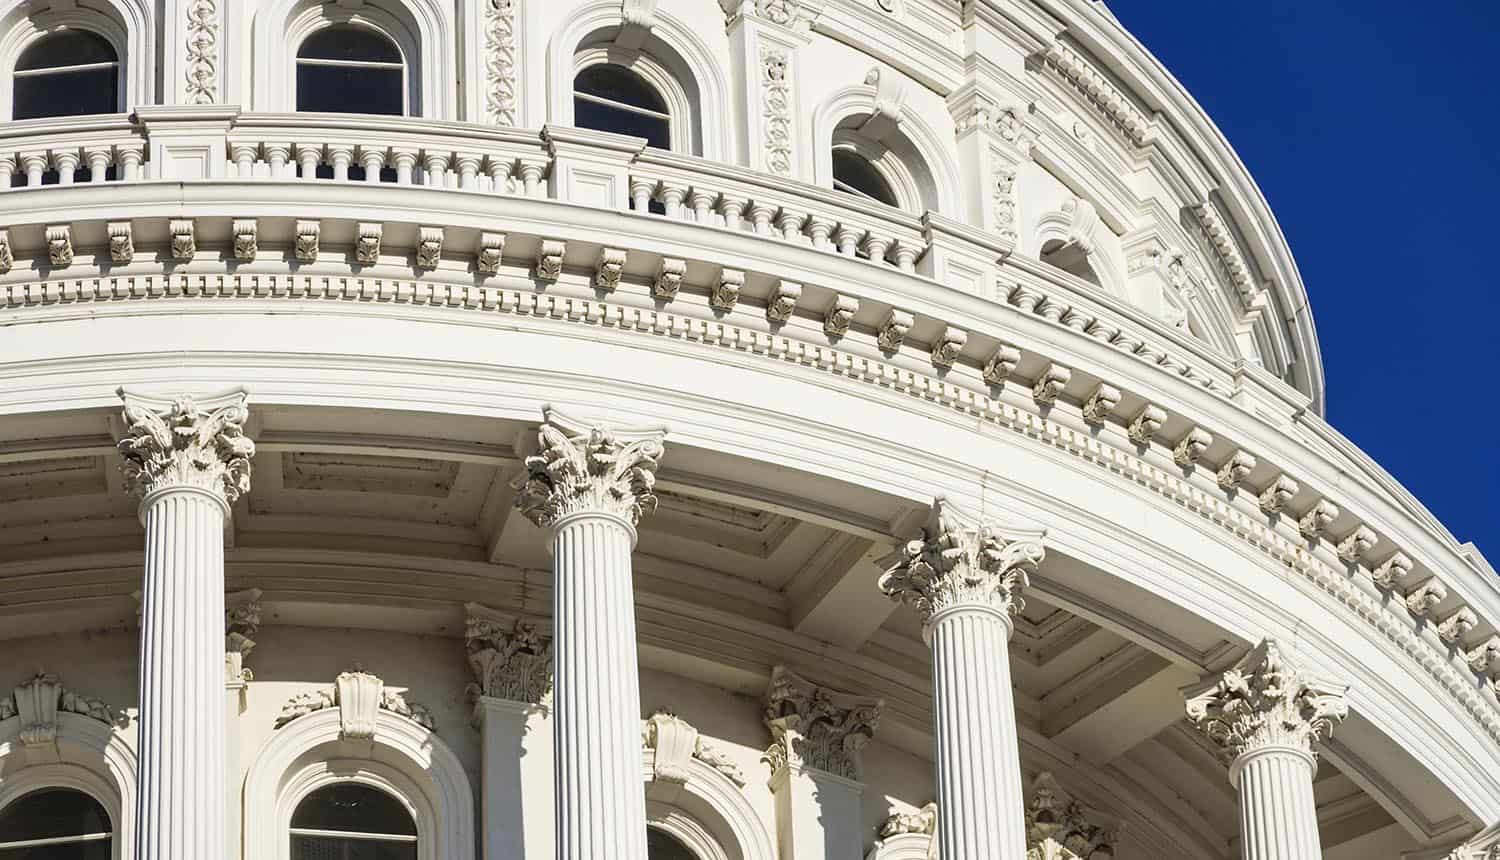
[136,490,227,860]
[929,607,1027,860]
[552,513,648,860]
[1234,748,1322,860]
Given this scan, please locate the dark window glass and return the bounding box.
[290,785,417,860]
[647,828,699,860]
[832,150,899,208]
[0,789,112,859]
[295,25,404,116]
[12,31,119,120]
[298,26,403,63]
[573,64,670,149]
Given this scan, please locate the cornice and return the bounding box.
[0,202,1495,760]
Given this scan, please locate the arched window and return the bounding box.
[573,63,671,149]
[648,827,701,860]
[832,149,899,208]
[296,24,405,115]
[290,783,417,859]
[12,30,119,120]
[0,788,112,857]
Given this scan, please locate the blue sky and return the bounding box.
[1107,1,1499,558]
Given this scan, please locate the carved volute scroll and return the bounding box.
[275,670,435,738]
[0,672,127,755]
[643,710,746,788]
[1025,772,1116,859]
[513,409,667,528]
[879,497,1046,625]
[762,666,882,781]
[116,389,255,506]
[465,603,553,706]
[1183,639,1349,765]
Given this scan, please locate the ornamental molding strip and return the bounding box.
[0,671,128,754]
[1183,639,1349,765]
[1038,40,1151,147]
[761,48,793,177]
[642,711,746,787]
[762,665,882,781]
[225,588,262,683]
[484,0,519,125]
[5,267,1498,742]
[513,408,667,528]
[184,0,220,103]
[880,497,1045,624]
[116,388,255,505]
[1191,202,1261,310]
[274,669,436,738]
[1025,772,1116,859]
[464,602,553,707]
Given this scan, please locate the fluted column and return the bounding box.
[1184,640,1350,860]
[514,410,666,860]
[117,389,255,860]
[880,498,1045,860]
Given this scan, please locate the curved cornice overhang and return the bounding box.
[1019,0,1325,414]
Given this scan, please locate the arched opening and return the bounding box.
[573,62,670,149]
[1040,238,1103,287]
[12,30,119,120]
[295,23,405,115]
[0,787,112,857]
[831,148,899,208]
[290,782,417,859]
[648,826,702,860]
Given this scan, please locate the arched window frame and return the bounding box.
[572,48,689,153]
[640,746,773,860]
[244,706,474,860]
[811,85,960,215]
[547,1,733,161]
[251,0,456,119]
[0,712,139,860]
[0,1,153,121]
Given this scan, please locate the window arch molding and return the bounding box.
[243,707,474,860]
[0,0,152,121]
[251,0,456,118]
[1034,197,1128,300]
[811,84,960,215]
[0,712,139,860]
[640,748,773,860]
[547,1,733,161]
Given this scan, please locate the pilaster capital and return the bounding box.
[513,408,667,528]
[225,587,262,683]
[762,665,882,781]
[1183,639,1349,766]
[116,388,255,508]
[1025,772,1116,858]
[879,497,1045,626]
[464,602,553,707]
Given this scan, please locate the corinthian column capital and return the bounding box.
[513,408,667,529]
[879,497,1045,625]
[1184,639,1349,765]
[464,602,553,707]
[116,388,255,508]
[762,666,882,781]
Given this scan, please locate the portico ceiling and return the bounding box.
[0,400,1460,856]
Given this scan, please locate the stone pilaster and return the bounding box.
[880,497,1043,860]
[466,603,555,860]
[514,410,666,860]
[1184,640,1349,860]
[762,666,882,860]
[117,388,254,860]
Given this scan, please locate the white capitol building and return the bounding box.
[0,0,1496,858]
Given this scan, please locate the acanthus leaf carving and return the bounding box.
[761,48,793,177]
[108,221,134,264]
[465,603,553,706]
[762,666,881,781]
[225,588,262,683]
[357,223,384,265]
[275,669,435,736]
[767,280,801,323]
[930,326,967,370]
[1026,772,1115,859]
[880,497,1044,623]
[1081,383,1121,424]
[878,802,937,837]
[1172,427,1213,467]
[513,411,666,528]
[823,294,858,337]
[1128,405,1166,445]
[983,343,1022,387]
[116,389,255,504]
[0,672,128,751]
[877,309,914,352]
[484,0,518,125]
[45,224,72,267]
[643,710,746,787]
[1183,639,1348,764]
[1258,474,1299,514]
[711,268,744,312]
[595,247,627,291]
[652,257,686,301]
[184,0,219,104]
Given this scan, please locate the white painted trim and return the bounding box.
[810,84,960,216]
[242,708,475,860]
[0,713,138,860]
[643,750,775,860]
[0,1,153,120]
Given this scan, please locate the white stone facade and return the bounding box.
[0,0,1496,859]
